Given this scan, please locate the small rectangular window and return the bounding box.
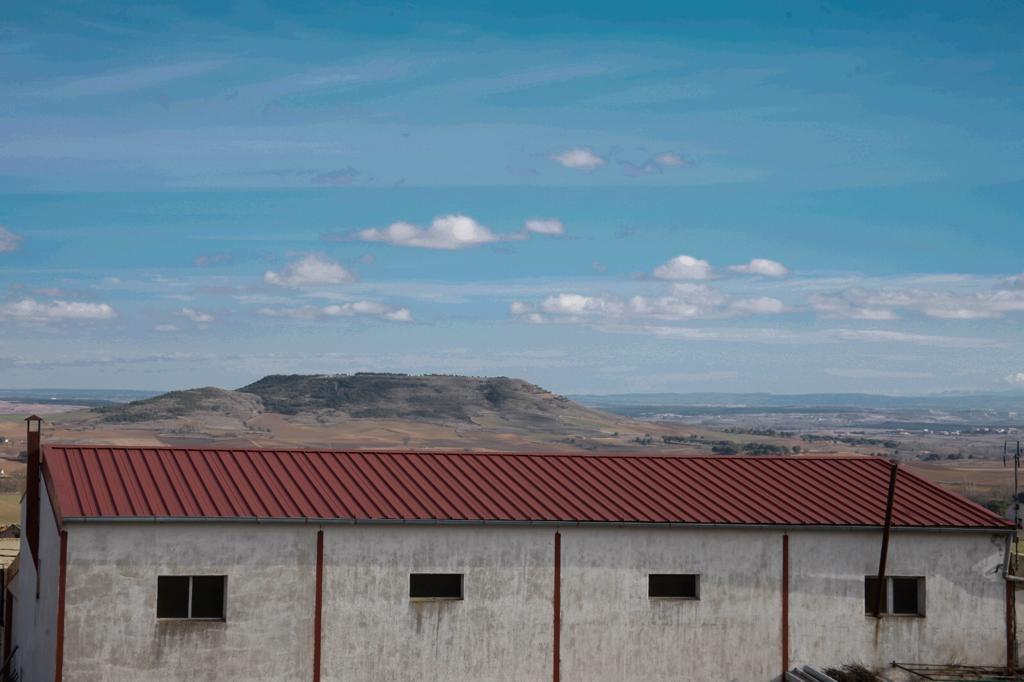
[864,576,924,616]
[410,573,463,599]
[649,574,699,599]
[157,575,226,620]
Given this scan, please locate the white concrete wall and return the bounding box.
[51,522,1011,682]
[789,530,1009,672]
[62,524,317,682]
[11,479,60,682]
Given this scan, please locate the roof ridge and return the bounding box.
[42,444,882,463]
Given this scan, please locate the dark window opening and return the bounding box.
[157,576,190,619]
[649,574,699,599]
[891,577,921,615]
[157,575,226,620]
[864,576,924,616]
[410,573,463,599]
[191,576,227,619]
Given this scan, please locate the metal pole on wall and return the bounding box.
[873,463,899,618]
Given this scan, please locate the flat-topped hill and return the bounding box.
[76,373,674,452]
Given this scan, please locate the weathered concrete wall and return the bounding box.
[560,526,781,682]
[62,524,317,682]
[321,525,553,681]
[11,479,60,682]
[50,522,1011,682]
[789,530,1008,673]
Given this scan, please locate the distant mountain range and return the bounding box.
[571,391,1024,428]
[571,391,1024,410]
[0,388,160,407]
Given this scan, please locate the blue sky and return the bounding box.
[1,1,1023,394]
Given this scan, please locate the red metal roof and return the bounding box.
[42,446,1011,529]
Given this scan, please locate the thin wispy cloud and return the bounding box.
[1001,273,1024,290]
[312,167,360,186]
[524,219,565,236]
[810,287,1024,320]
[604,324,996,349]
[0,298,116,321]
[0,227,22,253]
[32,59,226,98]
[620,152,688,177]
[511,283,785,324]
[257,301,411,322]
[654,153,685,167]
[178,307,215,324]
[824,368,934,379]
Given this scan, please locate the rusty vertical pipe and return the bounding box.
[873,463,899,618]
[782,533,789,677]
[2,587,11,663]
[25,416,42,573]
[54,530,67,682]
[553,531,561,682]
[313,529,324,682]
[1008,580,1017,671]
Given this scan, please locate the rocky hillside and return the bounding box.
[95,387,263,423]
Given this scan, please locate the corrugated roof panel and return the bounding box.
[41,445,1012,529]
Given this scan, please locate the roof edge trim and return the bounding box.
[59,516,1014,533]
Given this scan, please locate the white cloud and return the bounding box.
[729,258,789,277]
[0,298,116,321]
[178,308,215,324]
[154,324,180,333]
[552,148,606,170]
[0,226,22,253]
[257,301,411,322]
[524,219,565,236]
[357,215,501,250]
[1007,372,1024,385]
[264,254,356,287]
[653,255,713,281]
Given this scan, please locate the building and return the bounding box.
[5,417,1018,681]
